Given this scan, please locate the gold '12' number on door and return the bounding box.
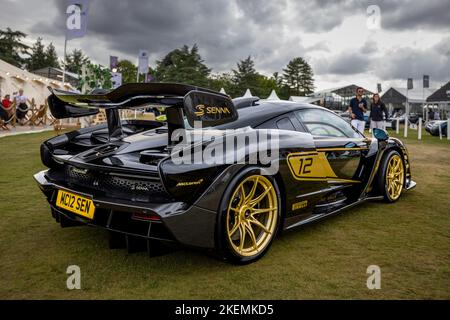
[298,157,313,175]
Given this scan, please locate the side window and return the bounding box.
[295,109,362,138]
[303,123,347,137]
[256,115,299,131]
[276,117,296,131]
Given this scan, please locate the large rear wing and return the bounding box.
[47,83,238,141]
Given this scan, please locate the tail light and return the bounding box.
[131,211,161,221]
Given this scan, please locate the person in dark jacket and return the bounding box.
[369,93,389,129]
[347,87,367,133]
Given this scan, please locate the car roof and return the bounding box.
[217,100,328,129]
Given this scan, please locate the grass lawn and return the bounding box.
[0,128,449,299]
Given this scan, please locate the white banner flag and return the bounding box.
[65,0,89,40]
[138,50,149,74]
[111,72,122,89]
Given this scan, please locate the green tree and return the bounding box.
[117,59,137,84]
[272,71,290,100]
[207,72,234,94]
[26,37,46,70]
[79,63,112,93]
[282,57,315,96]
[0,28,29,67]
[155,44,210,87]
[44,42,60,68]
[256,74,279,99]
[299,59,315,95]
[231,56,261,97]
[65,49,90,75]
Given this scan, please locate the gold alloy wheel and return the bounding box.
[386,154,404,200]
[226,175,278,257]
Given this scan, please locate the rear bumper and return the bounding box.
[34,170,217,249]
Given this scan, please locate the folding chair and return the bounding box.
[24,98,37,126]
[27,103,47,127]
[34,104,48,126]
[92,109,107,125]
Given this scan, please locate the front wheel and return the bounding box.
[218,169,280,264]
[377,150,405,202]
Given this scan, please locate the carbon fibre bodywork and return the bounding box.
[34,84,416,253]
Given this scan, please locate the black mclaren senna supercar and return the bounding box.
[34,83,416,264]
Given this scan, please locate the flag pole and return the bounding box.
[404,88,408,138]
[62,38,67,83]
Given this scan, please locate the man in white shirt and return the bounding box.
[434,111,440,120]
[14,89,28,125]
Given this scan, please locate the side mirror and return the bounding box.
[372,128,389,141]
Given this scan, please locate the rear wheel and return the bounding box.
[218,169,280,264]
[377,150,405,202]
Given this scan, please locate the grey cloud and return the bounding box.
[314,52,371,75]
[2,0,449,83]
[288,0,361,33]
[235,0,288,25]
[306,41,330,52]
[379,0,450,31]
[375,36,450,82]
[360,41,378,55]
[32,0,282,72]
[31,0,308,73]
[289,0,450,33]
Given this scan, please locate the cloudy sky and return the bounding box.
[1,0,449,92]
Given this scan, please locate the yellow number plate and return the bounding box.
[56,190,95,219]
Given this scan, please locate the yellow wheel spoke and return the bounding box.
[244,221,258,251]
[245,177,259,203]
[249,217,271,234]
[252,207,277,215]
[238,185,246,205]
[397,158,402,168]
[238,223,246,252]
[249,186,272,207]
[229,217,240,237]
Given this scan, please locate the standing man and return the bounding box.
[434,110,441,120]
[428,109,434,122]
[347,87,367,133]
[14,89,28,125]
[369,93,389,129]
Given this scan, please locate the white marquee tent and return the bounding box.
[266,89,280,101]
[243,88,253,98]
[0,58,74,108]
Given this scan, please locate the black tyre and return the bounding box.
[217,168,281,264]
[377,150,405,202]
